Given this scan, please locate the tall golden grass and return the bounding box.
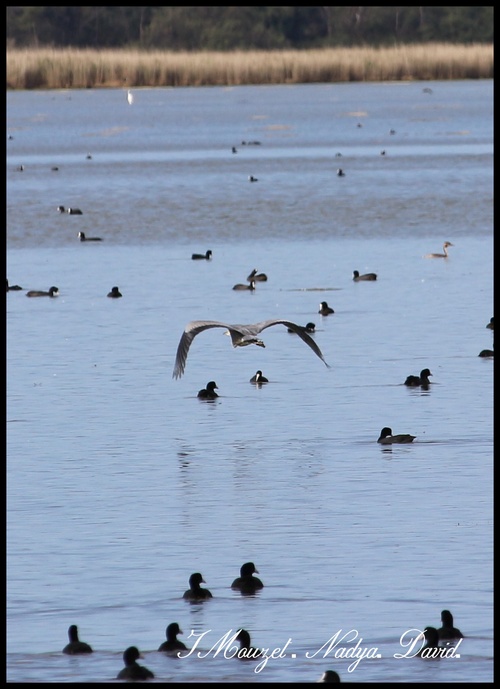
[7,44,493,90]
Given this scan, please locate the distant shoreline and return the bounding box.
[6,44,493,90]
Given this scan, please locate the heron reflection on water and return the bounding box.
[172,319,330,379]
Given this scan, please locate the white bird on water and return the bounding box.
[172,319,330,379]
[127,89,134,105]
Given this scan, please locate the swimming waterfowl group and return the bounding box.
[7,64,488,687]
[413,609,464,659]
[55,602,464,679]
[230,268,269,291]
[21,284,126,298]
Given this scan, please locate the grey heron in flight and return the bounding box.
[172,319,330,379]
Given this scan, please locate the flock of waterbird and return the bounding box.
[59,560,463,681]
[7,280,122,299]
[57,563,271,680]
[171,240,492,447]
[10,237,492,450]
[9,106,486,679]
[8,86,489,683]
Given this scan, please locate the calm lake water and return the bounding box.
[7,81,493,683]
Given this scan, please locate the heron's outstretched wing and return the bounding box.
[250,319,330,367]
[172,320,233,379]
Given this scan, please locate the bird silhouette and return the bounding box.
[233,280,256,291]
[183,572,212,600]
[26,286,59,298]
[417,627,441,658]
[235,629,263,660]
[192,250,212,260]
[404,368,432,387]
[158,622,188,653]
[78,231,102,242]
[197,381,219,399]
[231,562,264,594]
[247,269,268,282]
[250,370,269,384]
[319,301,334,315]
[62,625,93,655]
[478,347,493,357]
[318,670,341,683]
[377,427,416,444]
[437,610,463,641]
[116,646,154,680]
[353,270,377,281]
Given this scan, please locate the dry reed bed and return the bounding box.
[7,44,493,90]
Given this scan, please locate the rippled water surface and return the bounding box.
[7,81,493,683]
